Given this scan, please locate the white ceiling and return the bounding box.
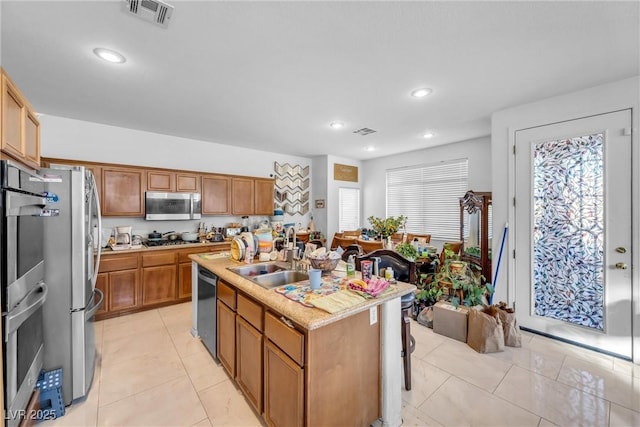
[2,0,638,160]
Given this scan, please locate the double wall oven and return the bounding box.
[1,160,55,427]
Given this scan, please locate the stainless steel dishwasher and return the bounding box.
[197,266,218,360]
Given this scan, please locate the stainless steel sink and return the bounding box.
[250,270,309,289]
[228,262,308,289]
[228,262,289,277]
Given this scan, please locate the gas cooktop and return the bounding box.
[144,240,199,247]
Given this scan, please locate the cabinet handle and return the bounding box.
[280,316,295,329]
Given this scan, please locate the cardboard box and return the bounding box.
[433,301,469,342]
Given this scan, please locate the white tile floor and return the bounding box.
[40,302,640,427]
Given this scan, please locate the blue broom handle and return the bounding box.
[490,223,509,305]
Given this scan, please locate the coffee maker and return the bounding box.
[113,226,132,247]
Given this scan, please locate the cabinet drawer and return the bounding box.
[177,247,212,263]
[142,251,176,267]
[237,294,263,332]
[100,255,139,272]
[265,311,304,366]
[217,280,236,310]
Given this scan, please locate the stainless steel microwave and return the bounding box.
[145,192,201,220]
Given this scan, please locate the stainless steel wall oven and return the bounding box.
[1,160,54,427]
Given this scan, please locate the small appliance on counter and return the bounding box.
[110,225,139,250]
[226,223,242,238]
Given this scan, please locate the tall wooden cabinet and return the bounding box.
[459,190,492,284]
[102,166,145,216]
[1,68,40,170]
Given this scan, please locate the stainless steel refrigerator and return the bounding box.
[41,165,103,405]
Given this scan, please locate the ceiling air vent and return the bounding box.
[353,127,377,136]
[123,0,174,28]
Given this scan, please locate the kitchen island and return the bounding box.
[190,254,415,427]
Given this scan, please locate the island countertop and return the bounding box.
[190,254,416,331]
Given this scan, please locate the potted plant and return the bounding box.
[367,215,407,239]
[435,258,493,308]
[395,242,418,261]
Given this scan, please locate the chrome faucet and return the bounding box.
[285,226,300,270]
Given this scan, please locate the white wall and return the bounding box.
[311,155,328,239]
[325,155,363,245]
[361,136,492,249]
[492,76,640,362]
[40,115,314,238]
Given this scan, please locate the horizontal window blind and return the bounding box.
[339,187,360,231]
[386,159,468,240]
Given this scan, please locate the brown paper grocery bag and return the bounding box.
[467,308,504,353]
[497,309,522,347]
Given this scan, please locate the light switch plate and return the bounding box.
[369,307,378,325]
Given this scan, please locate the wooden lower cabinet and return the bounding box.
[109,269,140,312]
[236,316,263,414]
[142,265,176,306]
[217,299,236,377]
[178,262,193,299]
[95,272,109,317]
[264,340,304,427]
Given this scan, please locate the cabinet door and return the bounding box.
[147,171,174,192]
[202,175,231,215]
[102,167,145,216]
[254,179,275,215]
[176,172,200,193]
[236,316,263,414]
[178,262,193,299]
[95,272,109,318]
[142,265,177,306]
[24,109,40,168]
[217,300,236,377]
[1,74,24,159]
[232,177,254,215]
[264,339,304,427]
[109,269,140,312]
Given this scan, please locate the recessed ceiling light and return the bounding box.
[364,146,376,152]
[411,88,433,98]
[423,132,435,139]
[93,48,126,64]
[329,121,344,129]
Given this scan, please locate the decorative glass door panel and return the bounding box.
[515,110,632,359]
[532,134,604,330]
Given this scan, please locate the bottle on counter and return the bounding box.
[346,255,355,277]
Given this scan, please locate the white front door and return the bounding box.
[514,110,632,359]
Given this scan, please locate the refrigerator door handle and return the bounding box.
[89,172,102,289]
[84,288,104,321]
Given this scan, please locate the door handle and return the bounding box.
[615,262,628,270]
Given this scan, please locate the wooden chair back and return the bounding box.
[356,249,416,284]
[439,241,463,265]
[390,233,405,245]
[341,244,363,261]
[342,230,362,237]
[356,238,384,254]
[331,235,359,250]
[406,233,431,244]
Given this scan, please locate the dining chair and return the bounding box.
[438,241,463,265]
[356,249,416,390]
[332,235,360,251]
[356,238,384,254]
[406,233,431,245]
[390,232,405,245]
[341,244,363,261]
[342,230,362,238]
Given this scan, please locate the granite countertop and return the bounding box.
[100,240,230,255]
[190,255,416,331]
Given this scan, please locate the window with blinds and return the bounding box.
[339,187,360,231]
[386,159,468,240]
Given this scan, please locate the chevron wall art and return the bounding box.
[273,161,310,215]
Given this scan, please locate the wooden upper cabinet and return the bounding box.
[232,177,254,215]
[254,178,275,215]
[102,166,145,216]
[147,171,174,192]
[1,73,25,160]
[24,109,40,167]
[202,174,231,215]
[1,69,40,170]
[176,172,200,192]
